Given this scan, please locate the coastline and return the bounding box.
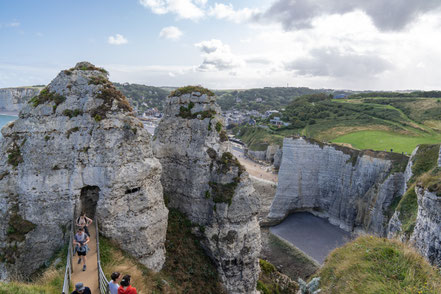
[0,111,19,117]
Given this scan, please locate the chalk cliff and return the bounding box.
[411,187,441,267]
[0,87,40,113]
[153,87,261,294]
[268,137,408,235]
[0,62,168,280]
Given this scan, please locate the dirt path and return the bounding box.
[232,149,278,183]
[72,225,99,293]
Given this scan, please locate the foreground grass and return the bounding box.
[318,236,441,294]
[331,130,441,154]
[0,245,67,294]
[100,208,224,293]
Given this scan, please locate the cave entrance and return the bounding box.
[80,186,100,219]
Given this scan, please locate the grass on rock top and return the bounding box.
[170,86,214,97]
[318,235,441,294]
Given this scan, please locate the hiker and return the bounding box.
[118,275,137,294]
[73,227,90,271]
[108,272,121,294]
[71,282,92,294]
[76,211,93,237]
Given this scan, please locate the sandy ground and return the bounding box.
[231,149,278,183]
[71,225,99,293]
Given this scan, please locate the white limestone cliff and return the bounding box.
[153,88,261,294]
[0,62,168,280]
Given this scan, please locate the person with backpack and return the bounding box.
[117,275,137,294]
[108,272,121,294]
[76,211,93,237]
[73,227,90,271]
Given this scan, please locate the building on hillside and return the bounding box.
[333,93,348,99]
[270,117,289,127]
[264,110,279,118]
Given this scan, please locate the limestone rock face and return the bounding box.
[269,137,408,235]
[0,87,40,113]
[0,62,168,280]
[273,148,283,169]
[265,145,280,163]
[153,88,261,294]
[411,187,441,267]
[250,176,277,224]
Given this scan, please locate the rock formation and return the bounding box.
[0,62,168,280]
[411,186,441,267]
[0,87,41,113]
[249,176,277,224]
[153,87,261,294]
[246,145,280,164]
[269,137,408,235]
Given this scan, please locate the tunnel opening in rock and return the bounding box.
[80,186,100,219]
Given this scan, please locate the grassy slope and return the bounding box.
[318,236,441,294]
[0,246,67,294]
[331,131,441,154]
[100,208,224,294]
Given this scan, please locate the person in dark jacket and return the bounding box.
[71,282,91,294]
[117,275,137,294]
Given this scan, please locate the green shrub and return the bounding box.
[170,86,214,97]
[259,259,276,274]
[28,88,66,109]
[63,109,83,118]
[94,114,102,122]
[396,186,418,236]
[7,143,23,167]
[215,121,223,132]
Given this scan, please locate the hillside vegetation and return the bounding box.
[114,83,169,112]
[318,236,441,294]
[234,93,441,153]
[215,87,341,112]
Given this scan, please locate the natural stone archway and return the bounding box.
[80,186,100,218]
[0,62,168,280]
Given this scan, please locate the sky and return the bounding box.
[1,0,441,90]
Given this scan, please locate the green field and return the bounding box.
[233,94,441,153]
[331,131,441,154]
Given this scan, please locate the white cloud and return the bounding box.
[208,3,258,23]
[195,39,244,71]
[159,26,183,40]
[0,21,20,29]
[139,0,205,20]
[108,34,128,45]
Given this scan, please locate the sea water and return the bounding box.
[0,115,17,138]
